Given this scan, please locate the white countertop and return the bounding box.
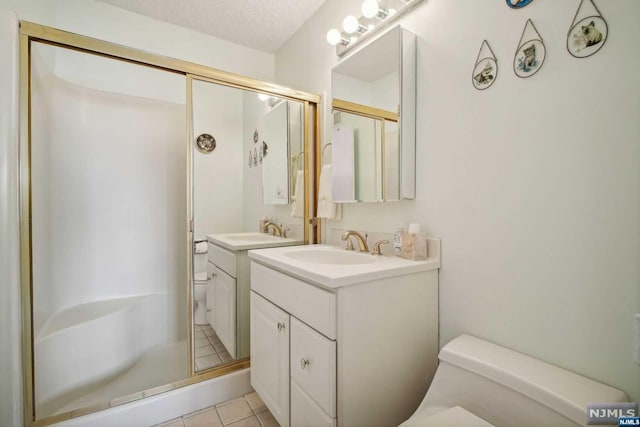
[248,240,441,289]
[206,232,303,252]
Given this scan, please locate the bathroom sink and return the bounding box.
[283,249,376,265]
[248,243,441,288]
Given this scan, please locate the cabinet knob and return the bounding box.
[206,308,211,312]
[277,322,285,332]
[300,358,309,369]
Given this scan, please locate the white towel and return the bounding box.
[290,170,305,218]
[317,165,342,220]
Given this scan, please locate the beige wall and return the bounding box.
[276,0,640,402]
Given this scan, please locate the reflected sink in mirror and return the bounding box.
[207,232,303,252]
[223,233,283,242]
[283,249,376,265]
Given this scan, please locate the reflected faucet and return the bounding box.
[264,222,282,236]
[341,231,369,252]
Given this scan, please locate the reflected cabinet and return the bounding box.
[331,26,416,202]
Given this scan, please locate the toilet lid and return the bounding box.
[400,406,495,427]
[194,272,208,282]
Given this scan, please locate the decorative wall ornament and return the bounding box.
[253,147,258,167]
[248,151,253,168]
[506,0,534,9]
[195,133,216,154]
[513,19,546,78]
[567,0,608,58]
[472,40,498,90]
[253,129,259,143]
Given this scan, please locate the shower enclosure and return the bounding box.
[20,22,319,426]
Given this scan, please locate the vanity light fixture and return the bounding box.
[327,0,424,57]
[326,28,350,46]
[343,15,368,34]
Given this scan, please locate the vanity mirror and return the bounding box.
[331,25,416,202]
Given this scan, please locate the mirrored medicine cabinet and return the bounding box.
[331,25,416,202]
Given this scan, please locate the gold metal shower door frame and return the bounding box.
[19,21,320,427]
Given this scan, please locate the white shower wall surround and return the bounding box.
[30,43,188,416]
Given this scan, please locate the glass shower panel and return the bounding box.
[30,42,189,419]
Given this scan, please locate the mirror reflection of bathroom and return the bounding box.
[332,110,401,202]
[191,79,306,373]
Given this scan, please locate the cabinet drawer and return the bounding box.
[209,243,236,277]
[251,262,336,339]
[291,380,336,427]
[290,317,336,417]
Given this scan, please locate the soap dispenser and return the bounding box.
[401,223,428,260]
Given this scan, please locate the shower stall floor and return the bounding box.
[48,340,189,417]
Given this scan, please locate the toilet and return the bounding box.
[400,334,629,427]
[193,271,208,325]
[193,240,209,326]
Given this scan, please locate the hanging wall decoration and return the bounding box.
[253,147,258,167]
[472,40,498,90]
[248,151,253,168]
[513,19,546,78]
[506,0,534,9]
[567,0,608,58]
[253,129,259,143]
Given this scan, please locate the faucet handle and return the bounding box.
[282,226,290,238]
[372,240,390,255]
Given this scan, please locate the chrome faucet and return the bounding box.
[341,231,369,252]
[264,221,282,236]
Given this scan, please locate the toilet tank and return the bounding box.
[421,334,629,427]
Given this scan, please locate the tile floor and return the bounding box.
[154,391,280,427]
[194,324,233,371]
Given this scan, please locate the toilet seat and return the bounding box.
[400,406,495,427]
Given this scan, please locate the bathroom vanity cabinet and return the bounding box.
[207,242,244,358]
[206,233,303,360]
[249,245,440,427]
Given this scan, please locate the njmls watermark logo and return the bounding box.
[587,402,638,425]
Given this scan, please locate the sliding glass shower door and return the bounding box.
[29,42,189,419]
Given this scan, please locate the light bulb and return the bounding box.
[258,93,270,101]
[343,15,359,34]
[326,28,342,46]
[361,0,379,18]
[388,8,397,17]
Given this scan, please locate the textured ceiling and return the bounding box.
[96,0,328,53]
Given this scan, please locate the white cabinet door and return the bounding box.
[290,318,336,417]
[291,380,336,427]
[251,291,290,427]
[214,267,236,358]
[206,261,215,328]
